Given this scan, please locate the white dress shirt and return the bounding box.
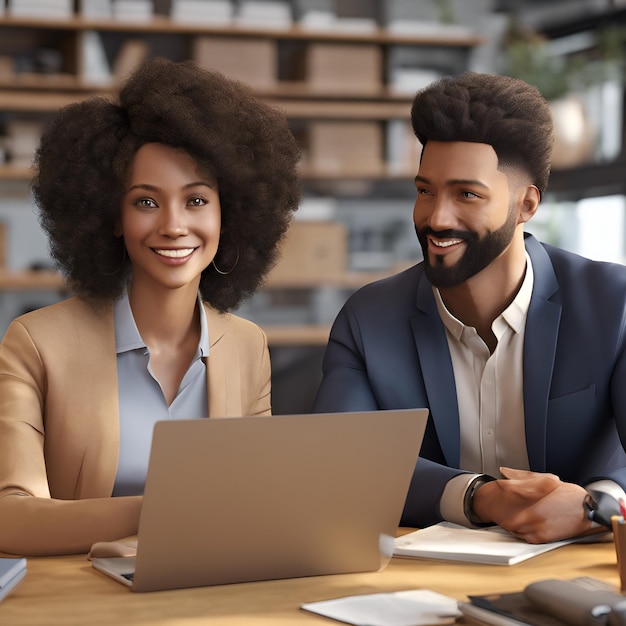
[439,255,533,525]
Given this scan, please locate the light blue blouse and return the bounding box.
[111,292,210,497]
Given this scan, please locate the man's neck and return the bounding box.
[438,237,527,351]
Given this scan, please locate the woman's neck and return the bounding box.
[127,280,200,351]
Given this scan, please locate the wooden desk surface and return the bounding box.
[0,540,621,625]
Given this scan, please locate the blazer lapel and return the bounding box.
[523,235,562,471]
[55,299,119,499]
[411,271,461,466]
[203,305,242,418]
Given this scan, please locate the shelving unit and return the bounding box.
[519,3,626,202]
[0,12,482,344]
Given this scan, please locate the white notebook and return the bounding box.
[393,522,577,566]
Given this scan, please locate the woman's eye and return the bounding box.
[136,198,157,208]
[189,197,207,207]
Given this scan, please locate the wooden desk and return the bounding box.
[0,541,620,625]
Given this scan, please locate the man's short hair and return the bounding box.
[411,72,554,196]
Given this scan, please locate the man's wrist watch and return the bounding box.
[583,490,617,528]
[463,475,496,527]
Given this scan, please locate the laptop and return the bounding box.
[91,408,429,592]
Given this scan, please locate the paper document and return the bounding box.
[301,589,460,626]
[394,522,576,565]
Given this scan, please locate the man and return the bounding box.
[313,72,626,544]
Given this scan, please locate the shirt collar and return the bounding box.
[434,251,534,339]
[114,290,210,357]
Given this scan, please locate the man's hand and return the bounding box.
[471,467,599,543]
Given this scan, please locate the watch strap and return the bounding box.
[463,475,496,527]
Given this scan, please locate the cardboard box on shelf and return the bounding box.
[5,119,44,168]
[386,119,422,176]
[300,43,382,93]
[192,36,277,90]
[112,39,150,83]
[308,121,384,176]
[0,57,14,79]
[268,221,347,284]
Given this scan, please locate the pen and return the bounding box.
[620,498,626,520]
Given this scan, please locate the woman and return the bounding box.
[0,57,301,556]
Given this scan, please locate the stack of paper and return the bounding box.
[0,558,27,603]
[171,0,233,25]
[112,0,153,22]
[394,522,576,566]
[388,68,440,95]
[80,0,112,18]
[7,0,73,19]
[301,589,460,626]
[79,31,112,85]
[235,0,292,29]
[294,0,336,30]
[383,0,473,37]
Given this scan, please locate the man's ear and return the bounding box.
[518,185,540,225]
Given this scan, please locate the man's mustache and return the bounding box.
[415,226,474,242]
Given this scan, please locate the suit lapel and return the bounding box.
[411,271,461,466]
[523,235,561,471]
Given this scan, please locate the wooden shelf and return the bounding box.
[0,15,484,47]
[0,163,419,182]
[0,270,66,291]
[0,266,411,293]
[0,90,98,111]
[262,324,330,346]
[0,88,413,119]
[264,265,414,289]
[0,164,34,180]
[0,76,416,102]
[0,73,105,91]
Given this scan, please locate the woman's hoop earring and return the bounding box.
[212,248,239,276]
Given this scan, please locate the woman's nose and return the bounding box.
[158,206,188,237]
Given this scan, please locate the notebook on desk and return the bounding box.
[91,408,429,592]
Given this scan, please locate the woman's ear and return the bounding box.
[518,185,541,225]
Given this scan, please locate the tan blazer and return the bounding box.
[0,296,271,554]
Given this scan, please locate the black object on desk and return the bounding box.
[460,577,626,626]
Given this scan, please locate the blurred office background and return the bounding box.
[0,0,625,412]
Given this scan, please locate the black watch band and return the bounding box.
[464,475,496,527]
[583,490,615,528]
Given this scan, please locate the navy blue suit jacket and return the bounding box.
[313,234,626,527]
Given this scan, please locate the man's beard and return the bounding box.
[415,204,517,288]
